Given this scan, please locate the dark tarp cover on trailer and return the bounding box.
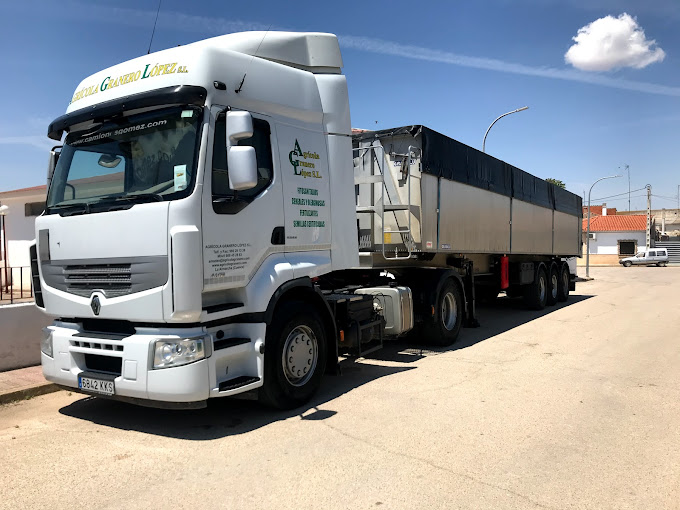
[352,125,582,216]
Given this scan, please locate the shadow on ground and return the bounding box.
[59,361,414,441]
[59,293,592,440]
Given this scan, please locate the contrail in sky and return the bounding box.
[338,35,680,97]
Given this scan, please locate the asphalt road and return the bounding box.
[1,267,678,510]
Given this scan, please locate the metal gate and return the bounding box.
[654,241,680,264]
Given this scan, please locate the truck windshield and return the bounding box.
[46,106,202,213]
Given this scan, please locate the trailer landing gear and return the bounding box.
[463,260,480,328]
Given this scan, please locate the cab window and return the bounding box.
[212,112,273,214]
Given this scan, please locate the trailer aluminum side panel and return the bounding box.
[554,211,580,255]
[511,200,553,255]
[353,125,582,257]
[438,179,511,253]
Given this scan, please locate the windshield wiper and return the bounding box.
[47,203,91,216]
[104,193,164,204]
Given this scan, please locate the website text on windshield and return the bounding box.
[46,106,202,214]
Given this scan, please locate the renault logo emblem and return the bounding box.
[91,295,101,316]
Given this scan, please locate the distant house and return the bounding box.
[0,185,47,290]
[582,204,617,218]
[579,214,647,266]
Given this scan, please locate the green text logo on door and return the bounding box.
[289,139,322,179]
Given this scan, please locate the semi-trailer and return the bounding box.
[35,31,582,409]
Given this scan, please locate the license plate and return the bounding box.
[79,376,115,396]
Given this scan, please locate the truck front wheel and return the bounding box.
[423,280,463,347]
[260,301,327,409]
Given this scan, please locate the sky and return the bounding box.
[1,0,679,211]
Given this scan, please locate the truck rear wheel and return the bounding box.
[557,263,570,302]
[524,266,548,310]
[546,264,559,306]
[259,300,327,410]
[423,280,463,347]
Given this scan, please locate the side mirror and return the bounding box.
[47,146,61,190]
[226,111,257,191]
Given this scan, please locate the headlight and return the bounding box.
[153,337,206,369]
[41,328,54,358]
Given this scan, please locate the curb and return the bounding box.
[0,383,61,406]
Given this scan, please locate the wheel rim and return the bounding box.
[551,273,558,299]
[562,270,569,291]
[282,325,318,387]
[441,292,457,331]
[539,275,546,302]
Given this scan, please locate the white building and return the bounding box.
[0,185,47,290]
[579,214,647,266]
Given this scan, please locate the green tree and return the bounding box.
[546,178,566,189]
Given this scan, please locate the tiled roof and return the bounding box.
[582,215,646,232]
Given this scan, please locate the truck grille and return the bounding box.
[40,256,168,299]
[64,264,132,298]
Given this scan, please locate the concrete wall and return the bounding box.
[0,303,53,371]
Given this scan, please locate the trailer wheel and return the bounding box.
[524,265,548,310]
[423,279,463,346]
[557,264,570,302]
[259,300,327,410]
[546,264,559,306]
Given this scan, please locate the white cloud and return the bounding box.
[565,13,666,71]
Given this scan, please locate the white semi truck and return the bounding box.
[35,31,582,409]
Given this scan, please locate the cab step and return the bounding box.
[218,376,260,392]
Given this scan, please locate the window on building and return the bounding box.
[24,202,45,217]
[212,112,273,214]
[618,240,636,256]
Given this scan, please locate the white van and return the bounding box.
[620,248,669,267]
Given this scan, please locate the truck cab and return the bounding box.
[36,32,358,408]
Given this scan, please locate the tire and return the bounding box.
[259,300,327,410]
[422,279,463,347]
[623,261,632,267]
[557,263,570,303]
[524,265,548,310]
[546,264,559,306]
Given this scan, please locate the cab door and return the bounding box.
[274,121,331,254]
[201,106,284,290]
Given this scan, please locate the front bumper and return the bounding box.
[41,321,266,406]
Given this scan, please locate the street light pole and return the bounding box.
[586,175,621,278]
[482,106,529,153]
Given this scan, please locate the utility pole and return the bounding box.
[646,185,652,249]
[626,164,630,211]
